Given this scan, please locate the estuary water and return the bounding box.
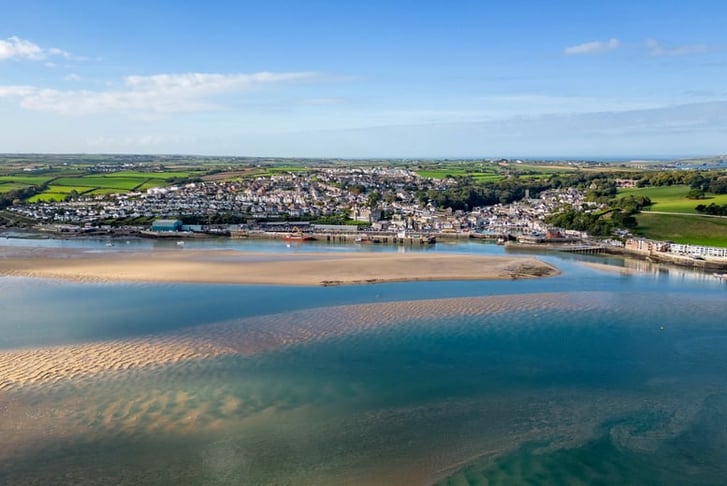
[0,238,726,485]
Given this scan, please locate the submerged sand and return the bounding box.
[0,292,604,392]
[577,261,639,275]
[0,247,558,286]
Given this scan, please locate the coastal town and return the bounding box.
[3,164,727,270]
[4,165,590,238]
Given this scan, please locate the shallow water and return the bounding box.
[0,241,726,485]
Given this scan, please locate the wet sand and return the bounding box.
[0,247,558,286]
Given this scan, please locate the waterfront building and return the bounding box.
[151,219,183,232]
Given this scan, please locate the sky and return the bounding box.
[1,0,727,158]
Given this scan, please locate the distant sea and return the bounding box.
[1,239,726,485]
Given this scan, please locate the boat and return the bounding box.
[420,235,436,245]
[176,241,185,246]
[283,227,315,242]
[355,234,377,244]
[496,237,506,245]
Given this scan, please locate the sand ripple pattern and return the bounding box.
[0,292,608,392]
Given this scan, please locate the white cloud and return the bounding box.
[645,39,707,56]
[0,85,36,97]
[64,73,82,82]
[564,38,621,55]
[0,36,73,61]
[0,71,319,115]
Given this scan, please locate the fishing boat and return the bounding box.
[354,234,379,244]
[283,227,315,242]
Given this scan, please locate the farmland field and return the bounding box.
[85,188,132,196]
[416,168,503,181]
[137,181,168,191]
[52,177,147,190]
[104,171,201,179]
[0,175,55,185]
[27,193,67,203]
[634,212,727,247]
[26,185,89,202]
[0,183,35,193]
[619,184,727,213]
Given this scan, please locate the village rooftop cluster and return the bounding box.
[7,167,585,237]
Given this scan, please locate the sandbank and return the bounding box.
[0,292,594,392]
[0,247,558,286]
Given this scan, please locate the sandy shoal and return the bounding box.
[0,247,559,286]
[0,291,594,392]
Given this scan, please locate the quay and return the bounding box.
[235,230,437,246]
[504,241,607,254]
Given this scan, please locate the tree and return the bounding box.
[367,191,381,208]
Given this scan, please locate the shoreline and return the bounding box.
[0,247,559,286]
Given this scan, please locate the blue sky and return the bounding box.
[1,0,726,158]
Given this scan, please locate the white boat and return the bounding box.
[176,241,185,246]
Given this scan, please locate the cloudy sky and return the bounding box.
[1,0,726,158]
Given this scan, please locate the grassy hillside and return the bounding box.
[619,185,727,214]
[634,212,727,247]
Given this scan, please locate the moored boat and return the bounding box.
[283,227,316,241]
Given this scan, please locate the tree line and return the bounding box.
[695,203,727,216]
[0,185,46,209]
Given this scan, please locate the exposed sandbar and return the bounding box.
[0,247,558,286]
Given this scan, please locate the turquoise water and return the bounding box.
[0,241,726,485]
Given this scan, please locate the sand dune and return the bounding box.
[0,247,558,286]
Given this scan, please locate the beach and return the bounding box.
[0,247,558,285]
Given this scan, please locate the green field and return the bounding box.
[27,193,66,203]
[265,167,310,174]
[0,175,55,185]
[16,170,200,202]
[416,168,503,181]
[0,183,34,193]
[52,177,147,190]
[0,175,56,194]
[619,185,727,213]
[26,185,89,202]
[84,188,128,196]
[104,170,200,179]
[634,212,727,247]
[511,164,576,174]
[137,181,168,190]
